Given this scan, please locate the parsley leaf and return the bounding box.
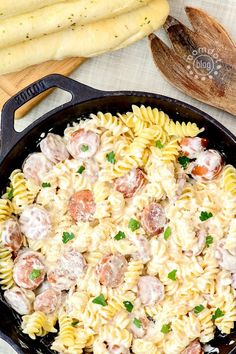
[178,156,190,170]
[106,151,116,164]
[123,301,133,313]
[114,231,126,241]
[128,218,141,232]
[212,308,224,321]
[164,226,172,241]
[194,305,205,314]
[155,140,164,149]
[133,318,142,328]
[205,235,213,247]
[42,182,51,188]
[29,269,41,280]
[71,321,79,327]
[161,323,171,334]
[92,294,107,307]
[77,166,85,174]
[7,187,14,200]
[168,269,177,281]
[80,144,89,152]
[62,232,75,244]
[199,211,213,221]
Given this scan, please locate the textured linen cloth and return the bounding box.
[1,0,236,353]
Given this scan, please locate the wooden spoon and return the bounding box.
[149,7,236,116]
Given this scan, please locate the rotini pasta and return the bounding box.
[22,311,57,339]
[165,120,204,138]
[10,169,36,213]
[0,244,14,290]
[222,164,236,196]
[0,199,13,222]
[1,106,235,354]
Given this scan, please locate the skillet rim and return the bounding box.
[0,74,235,354]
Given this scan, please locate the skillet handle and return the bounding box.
[0,73,103,157]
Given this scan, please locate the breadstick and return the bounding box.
[0,0,68,20]
[0,0,151,49]
[0,0,169,75]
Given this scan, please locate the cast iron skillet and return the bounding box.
[0,74,235,354]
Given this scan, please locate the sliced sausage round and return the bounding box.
[19,205,51,240]
[67,129,100,159]
[40,133,69,164]
[114,168,145,198]
[1,218,23,252]
[69,190,96,222]
[13,251,46,290]
[47,249,87,291]
[96,254,128,288]
[191,149,224,181]
[34,288,60,314]
[141,203,166,236]
[23,152,53,185]
[181,340,203,354]
[180,137,208,159]
[4,286,35,315]
[138,276,164,306]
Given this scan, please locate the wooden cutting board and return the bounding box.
[0,57,85,119]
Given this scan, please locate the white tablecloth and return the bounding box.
[1,0,236,353]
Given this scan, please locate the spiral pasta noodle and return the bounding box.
[123,260,144,290]
[10,169,36,213]
[0,244,14,290]
[222,164,236,196]
[22,311,57,339]
[197,307,215,343]
[152,138,180,163]
[90,112,128,136]
[53,312,76,347]
[166,120,204,138]
[131,105,170,128]
[0,199,13,223]
[1,105,235,354]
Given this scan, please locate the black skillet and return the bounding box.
[0,74,235,354]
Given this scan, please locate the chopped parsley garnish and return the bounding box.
[164,226,172,240]
[7,187,14,200]
[62,232,75,244]
[80,144,89,152]
[168,269,177,281]
[92,294,107,307]
[77,166,85,174]
[178,156,190,170]
[199,211,213,221]
[194,305,205,314]
[161,323,171,334]
[114,231,126,241]
[128,218,141,232]
[42,182,51,188]
[106,151,116,164]
[123,301,134,313]
[133,318,142,328]
[155,140,164,149]
[29,269,41,280]
[71,321,79,327]
[212,308,224,321]
[205,235,213,247]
